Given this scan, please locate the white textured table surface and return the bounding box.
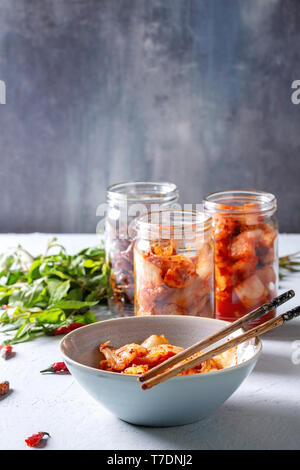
[1,233,300,450]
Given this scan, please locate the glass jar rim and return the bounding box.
[107,181,179,204]
[203,189,277,215]
[135,209,211,239]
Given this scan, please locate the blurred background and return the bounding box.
[0,0,299,233]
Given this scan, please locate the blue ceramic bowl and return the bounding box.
[60,315,261,427]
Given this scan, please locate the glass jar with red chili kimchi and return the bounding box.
[105,182,179,316]
[203,190,278,326]
[134,209,214,317]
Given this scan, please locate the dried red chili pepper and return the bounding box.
[0,344,13,360]
[40,361,70,374]
[25,432,50,448]
[54,323,85,335]
[0,381,9,396]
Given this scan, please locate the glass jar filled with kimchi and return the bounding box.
[203,190,278,325]
[134,209,214,317]
[105,182,179,316]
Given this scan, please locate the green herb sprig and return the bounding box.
[0,238,111,344]
[279,251,300,280]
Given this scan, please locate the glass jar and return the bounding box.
[105,182,179,316]
[203,190,278,325]
[134,209,214,317]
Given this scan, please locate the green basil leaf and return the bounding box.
[47,279,70,304]
[53,300,99,310]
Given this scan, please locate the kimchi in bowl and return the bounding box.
[60,315,261,427]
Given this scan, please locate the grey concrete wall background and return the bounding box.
[0,0,299,233]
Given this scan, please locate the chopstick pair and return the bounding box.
[139,290,298,390]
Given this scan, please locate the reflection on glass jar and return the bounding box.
[204,190,278,326]
[134,209,214,317]
[105,182,179,316]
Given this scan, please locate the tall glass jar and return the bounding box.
[203,190,278,326]
[105,182,179,316]
[134,209,214,317]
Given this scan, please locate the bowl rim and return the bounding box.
[60,315,262,382]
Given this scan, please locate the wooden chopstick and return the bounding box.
[141,304,300,390]
[139,290,294,384]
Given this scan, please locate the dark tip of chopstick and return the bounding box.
[282,305,300,322]
[242,289,295,329]
[256,290,295,317]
